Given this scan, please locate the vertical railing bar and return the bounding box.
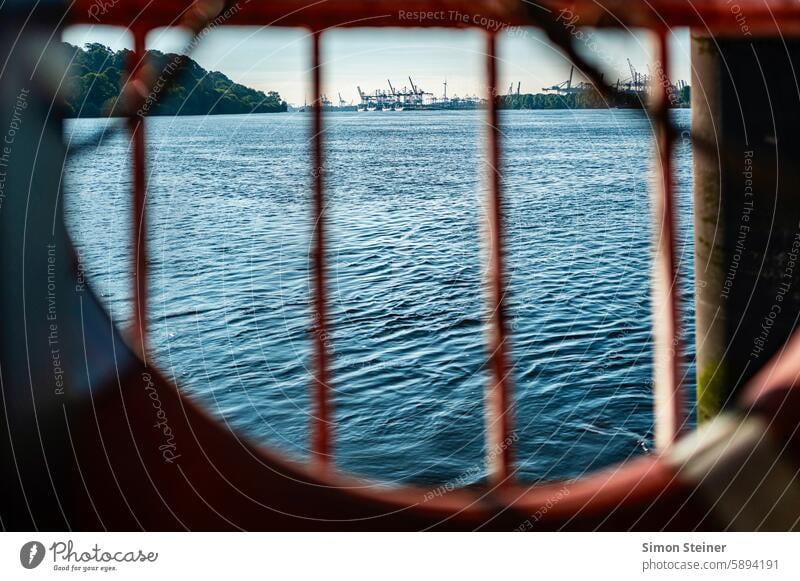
[484,32,514,486]
[129,28,148,359]
[651,27,684,450]
[310,30,332,471]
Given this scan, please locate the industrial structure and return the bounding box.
[542,63,688,105]
[542,65,595,94]
[356,77,486,111]
[342,62,689,113]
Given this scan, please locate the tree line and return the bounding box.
[498,85,690,110]
[63,43,287,118]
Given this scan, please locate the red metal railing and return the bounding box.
[68,0,774,501]
[310,30,333,471]
[73,0,800,34]
[128,28,149,358]
[483,31,514,485]
[97,0,683,481]
[651,26,683,450]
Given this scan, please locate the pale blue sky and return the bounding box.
[63,25,691,106]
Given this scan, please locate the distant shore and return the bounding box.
[63,43,287,119]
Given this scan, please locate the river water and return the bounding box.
[64,109,695,485]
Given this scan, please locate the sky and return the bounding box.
[62,25,691,106]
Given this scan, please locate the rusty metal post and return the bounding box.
[693,34,800,422]
[483,32,514,485]
[651,28,684,450]
[128,28,149,357]
[309,30,332,471]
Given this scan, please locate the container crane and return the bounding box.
[542,65,575,94]
[627,58,648,91]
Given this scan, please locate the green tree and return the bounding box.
[62,43,287,118]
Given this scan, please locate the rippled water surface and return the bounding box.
[65,109,695,485]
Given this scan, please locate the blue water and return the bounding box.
[64,109,695,485]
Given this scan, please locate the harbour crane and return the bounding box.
[542,65,575,94]
[408,76,426,106]
[627,58,636,89]
[627,58,648,91]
